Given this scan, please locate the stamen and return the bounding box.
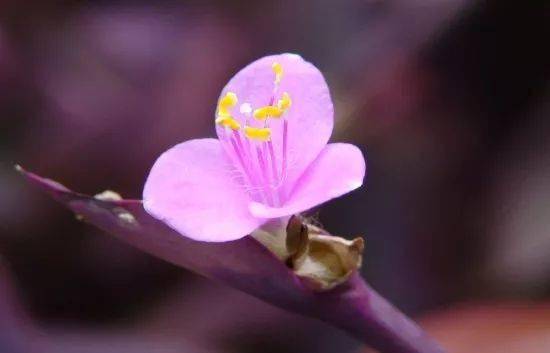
[277,92,292,112]
[253,106,283,120]
[218,92,238,113]
[272,62,283,85]
[216,92,240,130]
[233,130,249,170]
[216,64,294,208]
[229,132,265,203]
[267,140,281,206]
[229,134,249,181]
[256,145,274,206]
[228,136,249,185]
[267,140,278,184]
[244,126,271,141]
[215,116,241,130]
[281,119,289,203]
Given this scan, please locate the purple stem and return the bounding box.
[311,274,445,353]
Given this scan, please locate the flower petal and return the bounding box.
[143,138,264,241]
[217,53,334,193]
[249,143,366,218]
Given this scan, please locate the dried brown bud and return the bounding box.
[252,216,364,291]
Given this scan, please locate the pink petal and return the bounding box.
[217,53,334,194]
[249,143,366,218]
[143,138,265,242]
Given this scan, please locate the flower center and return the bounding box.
[215,62,293,207]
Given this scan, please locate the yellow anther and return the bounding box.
[219,92,238,109]
[272,62,283,84]
[244,126,271,141]
[215,115,241,130]
[216,92,240,130]
[217,92,238,116]
[253,105,283,120]
[277,92,292,111]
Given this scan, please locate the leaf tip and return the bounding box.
[14,164,23,173]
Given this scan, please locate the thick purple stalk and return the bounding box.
[311,274,444,353]
[18,167,445,353]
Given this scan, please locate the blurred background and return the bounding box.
[1,1,549,352]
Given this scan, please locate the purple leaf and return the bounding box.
[18,166,444,353]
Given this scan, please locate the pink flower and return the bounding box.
[143,53,366,241]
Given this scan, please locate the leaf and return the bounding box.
[18,166,444,353]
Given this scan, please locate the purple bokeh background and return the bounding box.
[1,1,548,352]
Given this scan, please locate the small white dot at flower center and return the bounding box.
[240,102,252,115]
